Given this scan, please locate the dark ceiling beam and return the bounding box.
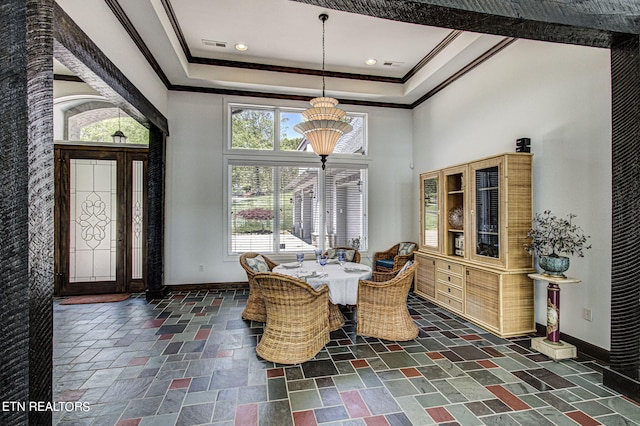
[289,0,638,47]
[53,2,168,134]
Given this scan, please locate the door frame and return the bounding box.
[54,144,148,296]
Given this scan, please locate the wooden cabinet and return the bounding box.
[415,252,436,299]
[465,267,500,331]
[468,154,533,269]
[435,259,464,314]
[414,153,535,337]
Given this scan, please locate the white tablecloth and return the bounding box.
[273,261,372,305]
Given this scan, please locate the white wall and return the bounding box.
[412,39,612,350]
[165,92,414,284]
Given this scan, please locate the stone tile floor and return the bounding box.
[53,290,640,425]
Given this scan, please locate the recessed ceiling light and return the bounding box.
[235,43,248,51]
[365,58,377,65]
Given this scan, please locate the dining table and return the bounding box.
[273,260,372,305]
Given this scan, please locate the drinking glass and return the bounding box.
[296,252,304,271]
[337,250,345,266]
[314,249,322,263]
[319,255,328,273]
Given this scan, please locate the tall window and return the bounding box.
[226,103,367,255]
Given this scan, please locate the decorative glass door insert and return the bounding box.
[69,159,118,282]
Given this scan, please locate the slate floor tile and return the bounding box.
[360,387,402,415]
[52,291,637,426]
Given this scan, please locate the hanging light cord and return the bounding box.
[320,13,328,97]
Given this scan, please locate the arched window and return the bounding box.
[54,96,149,145]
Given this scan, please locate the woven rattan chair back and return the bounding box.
[253,272,330,364]
[239,252,278,322]
[373,242,418,272]
[323,246,361,263]
[356,262,419,341]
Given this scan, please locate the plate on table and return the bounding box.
[281,262,300,269]
[297,271,320,280]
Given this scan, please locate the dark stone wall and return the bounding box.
[1,0,54,425]
[1,2,31,424]
[606,34,640,399]
[147,124,167,300]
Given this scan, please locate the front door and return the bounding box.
[54,145,147,296]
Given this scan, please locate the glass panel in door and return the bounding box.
[421,174,439,250]
[131,160,144,279]
[475,166,499,258]
[69,159,118,283]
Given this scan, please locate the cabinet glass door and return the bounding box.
[475,166,499,258]
[421,173,439,251]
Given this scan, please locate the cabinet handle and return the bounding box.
[448,276,451,282]
[448,288,451,293]
[448,265,451,270]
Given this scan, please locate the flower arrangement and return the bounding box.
[524,210,591,258]
[349,236,361,250]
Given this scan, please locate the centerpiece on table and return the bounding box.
[524,210,591,277]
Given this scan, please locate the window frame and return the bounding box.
[225,100,369,157]
[223,99,369,260]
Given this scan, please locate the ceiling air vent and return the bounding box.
[382,60,404,67]
[202,39,227,48]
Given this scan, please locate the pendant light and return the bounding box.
[111,108,127,144]
[294,13,352,170]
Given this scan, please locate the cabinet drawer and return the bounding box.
[436,292,463,312]
[436,260,464,276]
[436,282,463,299]
[436,270,463,287]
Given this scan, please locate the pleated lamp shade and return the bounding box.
[295,96,353,169]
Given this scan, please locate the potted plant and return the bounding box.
[524,210,591,277]
[349,236,361,250]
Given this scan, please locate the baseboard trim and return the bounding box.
[535,322,609,364]
[164,282,249,291]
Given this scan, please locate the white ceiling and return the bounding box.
[56,0,512,106]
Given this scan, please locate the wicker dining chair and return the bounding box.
[239,252,278,322]
[328,303,345,331]
[369,260,414,282]
[253,272,331,364]
[373,242,417,272]
[323,246,361,263]
[356,262,419,341]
